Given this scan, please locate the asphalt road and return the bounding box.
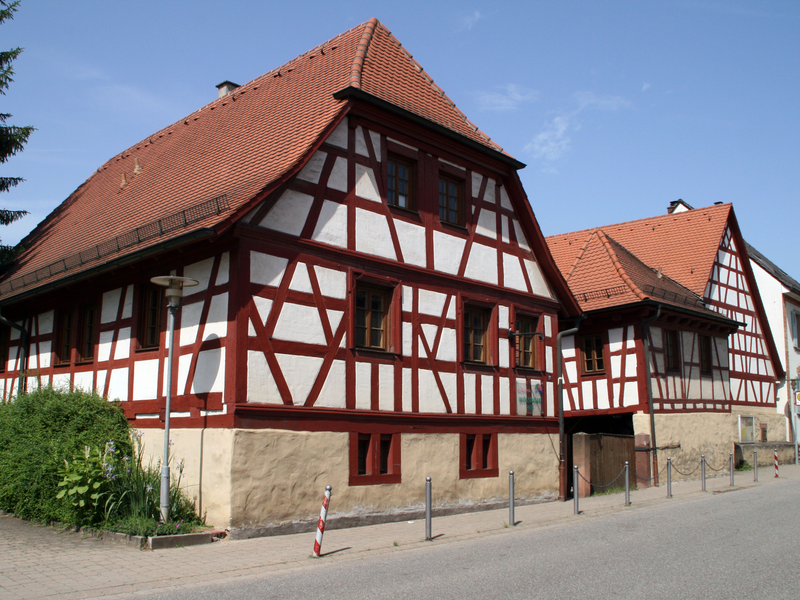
[140,478,800,600]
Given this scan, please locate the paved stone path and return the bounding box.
[1,463,795,599]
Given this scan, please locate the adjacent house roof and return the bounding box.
[547,203,732,297]
[746,242,800,297]
[0,18,510,301]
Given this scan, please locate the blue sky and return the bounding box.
[3,1,799,278]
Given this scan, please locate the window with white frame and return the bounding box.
[791,309,800,349]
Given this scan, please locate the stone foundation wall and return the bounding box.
[633,407,788,481]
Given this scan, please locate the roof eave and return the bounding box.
[582,298,743,330]
[0,228,216,307]
[333,86,526,170]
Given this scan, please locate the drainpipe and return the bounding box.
[0,308,29,398]
[557,316,583,501]
[641,304,662,485]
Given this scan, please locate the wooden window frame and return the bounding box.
[459,433,499,479]
[579,334,605,376]
[664,329,681,372]
[699,335,713,375]
[438,174,465,227]
[463,304,491,364]
[137,284,163,351]
[387,154,416,212]
[354,283,392,351]
[76,305,97,364]
[0,325,8,373]
[56,308,74,366]
[349,432,401,486]
[514,314,541,370]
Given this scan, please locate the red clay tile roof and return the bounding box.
[0,19,505,300]
[547,203,733,298]
[559,228,711,314]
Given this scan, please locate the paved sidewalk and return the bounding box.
[1,463,796,600]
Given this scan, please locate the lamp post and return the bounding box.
[150,275,198,522]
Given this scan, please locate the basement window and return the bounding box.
[459,433,498,479]
[349,432,401,486]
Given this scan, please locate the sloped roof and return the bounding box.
[0,19,507,301]
[746,241,800,297]
[547,203,732,297]
[558,228,713,315]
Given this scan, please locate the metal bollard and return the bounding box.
[312,485,332,558]
[624,461,630,506]
[667,457,672,498]
[701,454,706,492]
[754,450,758,482]
[509,471,515,526]
[573,465,580,515]
[730,452,734,487]
[425,476,432,540]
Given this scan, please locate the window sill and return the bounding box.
[440,220,468,234]
[514,366,545,376]
[580,371,607,378]
[136,346,161,354]
[461,361,497,374]
[349,473,401,486]
[459,468,499,480]
[353,347,400,361]
[388,204,420,220]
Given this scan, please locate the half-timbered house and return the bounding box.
[0,19,580,531]
[546,201,785,479]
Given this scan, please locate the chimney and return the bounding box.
[216,80,241,99]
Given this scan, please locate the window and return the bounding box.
[463,305,489,363]
[515,316,540,369]
[0,325,8,373]
[349,432,401,485]
[664,329,680,372]
[56,310,73,365]
[138,285,163,350]
[792,310,800,349]
[355,284,390,350]
[387,155,415,210]
[438,175,464,226]
[580,335,605,375]
[739,415,755,443]
[699,335,712,374]
[77,306,97,362]
[460,433,498,479]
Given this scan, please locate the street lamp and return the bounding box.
[150,275,199,522]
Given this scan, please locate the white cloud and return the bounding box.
[460,10,482,31]
[475,84,539,111]
[526,91,630,165]
[642,82,651,92]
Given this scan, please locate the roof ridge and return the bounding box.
[565,229,596,281]
[374,22,499,150]
[348,18,378,89]
[597,229,648,301]
[545,202,732,240]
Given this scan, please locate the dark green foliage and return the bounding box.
[0,0,31,257]
[0,386,131,523]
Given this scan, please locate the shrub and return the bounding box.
[0,386,131,523]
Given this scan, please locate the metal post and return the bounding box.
[730,452,734,487]
[312,485,332,558]
[624,461,630,506]
[573,465,579,515]
[160,302,177,523]
[667,457,672,498]
[701,454,706,492]
[509,471,515,526]
[754,450,758,482]
[425,476,432,541]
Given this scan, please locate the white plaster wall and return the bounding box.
[272,303,325,345]
[464,243,497,285]
[260,189,313,236]
[133,359,159,400]
[312,200,348,248]
[355,165,381,203]
[275,353,322,405]
[394,220,427,267]
[355,208,396,260]
[317,359,346,409]
[326,118,348,148]
[297,150,326,184]
[433,231,465,275]
[247,350,281,404]
[250,252,288,287]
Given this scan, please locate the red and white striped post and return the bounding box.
[312,485,332,558]
[774,448,779,478]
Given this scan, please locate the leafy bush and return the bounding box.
[0,386,131,523]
